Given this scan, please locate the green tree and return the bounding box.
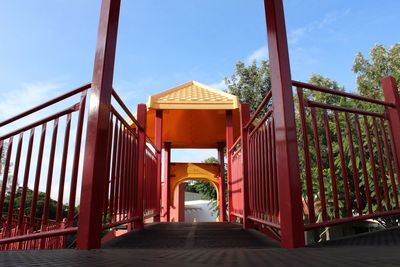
[353,43,400,99]
[224,60,271,113]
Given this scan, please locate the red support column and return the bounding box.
[264,0,304,247]
[225,110,235,221]
[76,0,121,250]
[171,183,185,222]
[133,104,147,229]
[161,142,171,222]
[240,103,253,229]
[217,142,227,222]
[382,76,400,173]
[154,110,163,222]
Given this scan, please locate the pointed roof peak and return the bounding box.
[147,81,239,110]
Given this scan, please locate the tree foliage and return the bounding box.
[224,60,271,113]
[352,43,400,99]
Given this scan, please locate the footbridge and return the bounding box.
[1,0,400,265]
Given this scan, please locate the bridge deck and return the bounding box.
[1,222,400,266]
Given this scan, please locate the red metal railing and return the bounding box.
[294,80,400,230]
[229,140,243,218]
[143,146,158,218]
[229,91,281,230]
[0,83,90,249]
[0,84,161,249]
[229,76,400,245]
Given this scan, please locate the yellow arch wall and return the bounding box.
[170,163,221,204]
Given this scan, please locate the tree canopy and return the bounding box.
[352,43,400,99]
[224,60,271,113]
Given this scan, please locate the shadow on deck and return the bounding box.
[1,222,400,266]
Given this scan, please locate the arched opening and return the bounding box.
[170,178,219,222]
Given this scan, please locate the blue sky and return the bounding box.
[1,0,399,162]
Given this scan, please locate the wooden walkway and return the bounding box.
[1,222,400,266]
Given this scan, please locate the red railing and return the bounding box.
[229,140,243,218]
[0,84,161,249]
[294,80,400,229]
[0,83,90,249]
[229,76,400,245]
[143,145,158,218]
[229,91,281,230]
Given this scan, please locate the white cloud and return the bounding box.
[0,80,64,120]
[288,27,307,45]
[288,9,351,45]
[209,79,227,90]
[247,45,269,63]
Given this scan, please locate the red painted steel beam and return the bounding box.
[133,104,147,230]
[161,142,172,222]
[382,76,400,189]
[263,0,304,247]
[240,103,253,229]
[77,0,121,250]
[226,110,235,221]
[217,142,227,222]
[154,110,163,222]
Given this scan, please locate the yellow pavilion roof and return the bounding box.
[130,81,241,148]
[147,80,239,110]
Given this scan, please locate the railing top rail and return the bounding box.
[146,137,160,154]
[110,106,139,138]
[229,136,241,153]
[293,80,395,107]
[0,104,80,141]
[249,109,273,137]
[246,90,272,129]
[145,144,157,159]
[0,83,91,128]
[307,100,386,119]
[111,89,143,131]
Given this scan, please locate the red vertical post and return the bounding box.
[77,0,121,250]
[154,110,163,222]
[382,76,400,176]
[240,103,253,229]
[264,0,304,247]
[161,142,171,222]
[225,110,235,221]
[133,104,147,229]
[217,142,227,222]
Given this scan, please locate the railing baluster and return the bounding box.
[297,87,316,223]
[260,124,266,220]
[67,91,87,226]
[17,129,35,238]
[56,114,72,224]
[323,110,339,219]
[354,114,373,214]
[334,112,352,217]
[6,133,24,234]
[103,115,114,224]
[40,118,59,250]
[30,124,46,230]
[109,119,118,223]
[310,108,327,220]
[345,113,363,215]
[372,117,391,210]
[0,136,13,220]
[380,118,399,208]
[363,115,383,212]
